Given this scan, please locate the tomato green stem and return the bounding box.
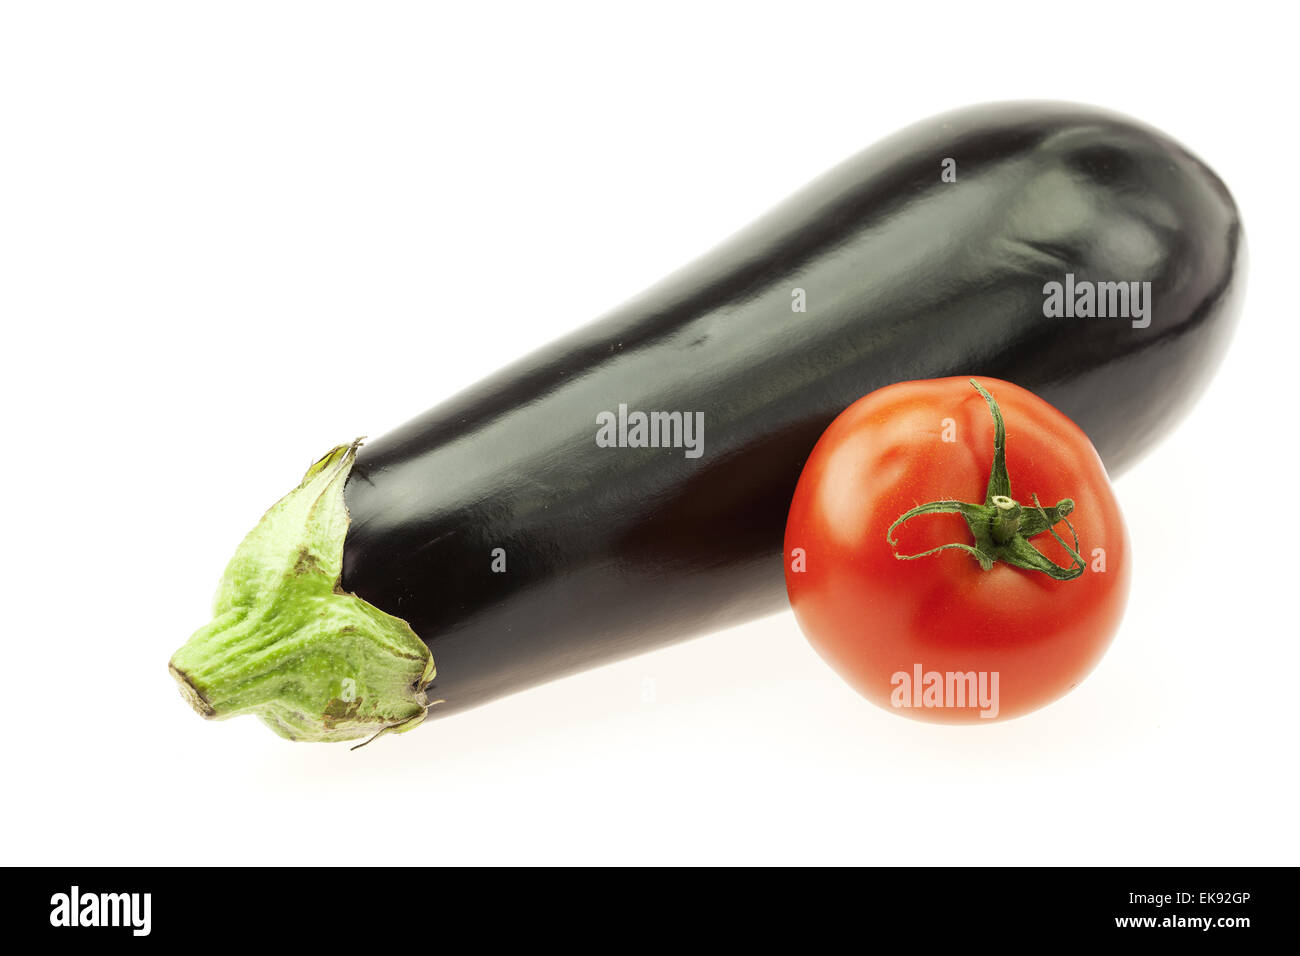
[885,381,1086,581]
[989,496,1022,544]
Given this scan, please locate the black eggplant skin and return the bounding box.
[342,101,1244,719]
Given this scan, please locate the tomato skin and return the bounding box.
[784,377,1130,723]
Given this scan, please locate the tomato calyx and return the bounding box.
[885,380,1087,581]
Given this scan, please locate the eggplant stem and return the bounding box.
[167,441,435,744]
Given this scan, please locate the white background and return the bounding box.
[2,2,1296,866]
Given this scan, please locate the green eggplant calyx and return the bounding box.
[885,380,1086,581]
[168,441,436,744]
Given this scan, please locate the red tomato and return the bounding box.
[784,377,1129,723]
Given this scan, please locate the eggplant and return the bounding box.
[170,100,1245,743]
